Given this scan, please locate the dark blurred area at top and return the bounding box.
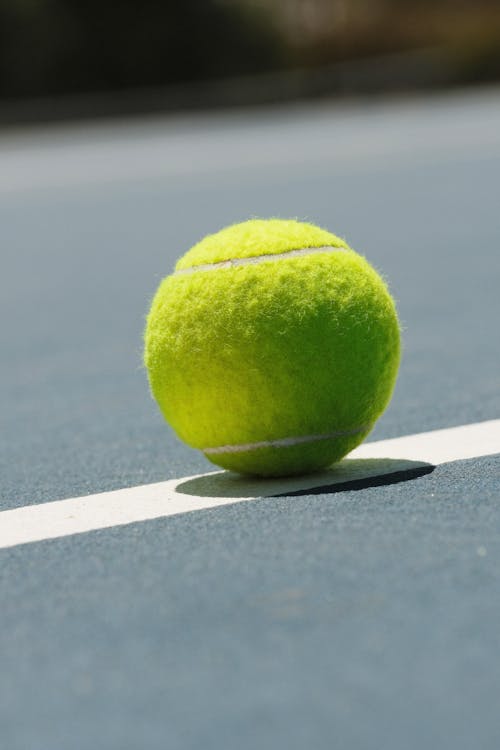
[1,0,500,125]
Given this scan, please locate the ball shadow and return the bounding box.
[175,458,435,499]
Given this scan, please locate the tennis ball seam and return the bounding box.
[203,424,371,455]
[174,245,347,274]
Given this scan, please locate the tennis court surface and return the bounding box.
[1,87,500,749]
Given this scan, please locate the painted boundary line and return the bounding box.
[0,419,499,551]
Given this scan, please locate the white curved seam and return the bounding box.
[174,245,346,275]
[203,425,370,455]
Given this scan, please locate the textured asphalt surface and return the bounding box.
[1,88,500,749]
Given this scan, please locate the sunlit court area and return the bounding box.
[1,2,500,748]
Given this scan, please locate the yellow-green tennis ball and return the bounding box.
[144,219,401,477]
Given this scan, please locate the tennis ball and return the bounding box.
[144,219,400,477]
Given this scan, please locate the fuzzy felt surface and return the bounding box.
[145,219,401,477]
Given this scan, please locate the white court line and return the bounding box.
[0,419,499,551]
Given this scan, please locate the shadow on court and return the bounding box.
[176,458,435,498]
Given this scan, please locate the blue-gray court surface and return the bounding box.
[1,87,500,749]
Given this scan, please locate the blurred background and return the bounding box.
[1,0,500,125]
